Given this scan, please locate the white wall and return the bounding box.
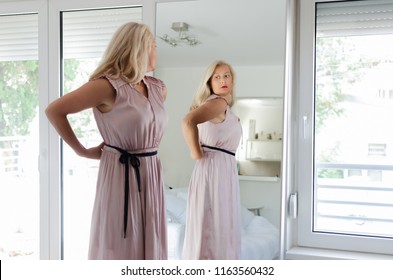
[239,179,281,228]
[235,65,284,98]
[156,66,202,188]
[156,64,284,226]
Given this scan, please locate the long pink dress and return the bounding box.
[182,95,242,259]
[88,75,168,260]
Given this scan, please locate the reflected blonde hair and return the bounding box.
[190,60,236,111]
[90,22,154,83]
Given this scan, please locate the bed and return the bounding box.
[165,187,279,260]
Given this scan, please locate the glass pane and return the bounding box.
[61,7,142,260]
[314,1,393,238]
[0,14,39,259]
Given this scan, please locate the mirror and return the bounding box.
[155,0,286,259]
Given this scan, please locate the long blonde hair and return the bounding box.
[190,60,236,111]
[90,22,154,83]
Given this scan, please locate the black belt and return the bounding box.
[201,144,235,156]
[105,144,157,238]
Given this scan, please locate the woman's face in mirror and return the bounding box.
[210,65,233,95]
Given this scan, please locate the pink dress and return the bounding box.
[88,75,168,260]
[182,95,242,259]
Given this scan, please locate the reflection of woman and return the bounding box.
[45,22,168,259]
[181,60,242,259]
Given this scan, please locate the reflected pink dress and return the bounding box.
[182,95,242,259]
[88,75,168,260]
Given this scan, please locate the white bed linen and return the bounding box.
[165,187,279,260]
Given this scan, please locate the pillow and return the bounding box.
[166,211,180,223]
[174,187,189,201]
[241,206,255,228]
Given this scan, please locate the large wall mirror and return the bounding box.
[155,0,287,259]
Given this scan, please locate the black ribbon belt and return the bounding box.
[201,144,235,156]
[105,144,157,238]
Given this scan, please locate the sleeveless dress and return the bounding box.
[88,75,168,260]
[182,95,242,259]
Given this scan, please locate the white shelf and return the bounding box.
[239,175,279,182]
[248,157,281,162]
[248,139,282,142]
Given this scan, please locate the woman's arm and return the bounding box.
[182,97,228,160]
[45,78,115,159]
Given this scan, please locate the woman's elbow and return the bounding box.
[45,103,65,123]
[182,115,191,125]
[182,116,193,131]
[45,104,54,120]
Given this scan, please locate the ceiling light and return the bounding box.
[159,22,201,47]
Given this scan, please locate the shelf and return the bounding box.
[239,175,279,182]
[247,139,282,142]
[248,157,281,162]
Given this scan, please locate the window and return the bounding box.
[295,0,393,256]
[0,13,40,259]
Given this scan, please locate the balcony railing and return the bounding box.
[315,162,393,238]
[0,136,29,176]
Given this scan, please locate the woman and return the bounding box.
[182,60,242,259]
[45,22,168,259]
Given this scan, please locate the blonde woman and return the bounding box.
[182,60,242,259]
[45,22,168,259]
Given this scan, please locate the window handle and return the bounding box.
[303,115,308,139]
[289,192,298,219]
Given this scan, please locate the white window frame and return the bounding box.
[285,0,393,259]
[0,0,50,260]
